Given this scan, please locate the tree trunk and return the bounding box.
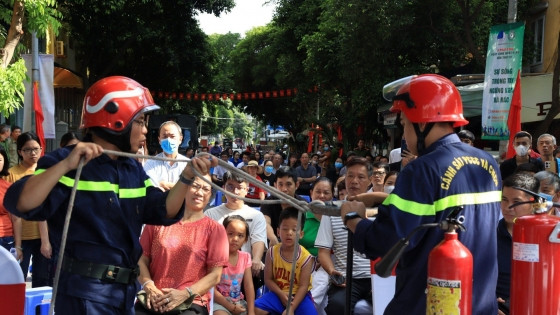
[531,30,560,147]
[456,0,488,67]
[0,1,25,68]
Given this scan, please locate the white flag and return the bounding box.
[22,54,55,139]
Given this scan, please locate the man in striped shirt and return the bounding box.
[315,157,374,314]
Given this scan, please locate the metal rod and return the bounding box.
[285,210,303,315]
[45,150,325,313]
[345,230,354,315]
[48,157,85,315]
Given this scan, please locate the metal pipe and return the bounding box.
[31,31,39,132]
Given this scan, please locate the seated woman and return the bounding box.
[303,177,334,315]
[136,173,229,315]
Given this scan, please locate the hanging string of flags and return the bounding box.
[152,86,319,101]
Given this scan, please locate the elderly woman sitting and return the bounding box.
[136,173,229,315]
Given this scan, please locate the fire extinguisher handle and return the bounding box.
[374,238,409,278]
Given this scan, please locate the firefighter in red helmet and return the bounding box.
[340,74,502,314]
[80,76,161,153]
[4,76,217,314]
[388,74,469,154]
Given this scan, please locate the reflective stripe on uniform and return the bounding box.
[35,169,153,198]
[382,190,502,216]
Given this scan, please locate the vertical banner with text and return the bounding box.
[481,22,524,140]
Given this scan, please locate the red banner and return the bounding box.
[151,87,317,101]
[33,82,46,156]
[506,70,522,159]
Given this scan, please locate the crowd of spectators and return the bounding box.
[5,118,560,315]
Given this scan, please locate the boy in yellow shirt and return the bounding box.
[255,207,316,315]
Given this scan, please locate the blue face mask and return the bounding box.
[160,138,179,155]
[265,166,274,173]
[335,162,343,169]
[539,192,553,201]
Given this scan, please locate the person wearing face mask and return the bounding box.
[334,158,344,171]
[534,170,560,216]
[311,153,322,175]
[143,121,188,191]
[325,156,346,185]
[383,171,399,194]
[260,159,277,187]
[499,131,544,180]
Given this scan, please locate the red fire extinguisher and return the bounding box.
[374,207,472,314]
[510,191,560,314]
[426,229,472,314]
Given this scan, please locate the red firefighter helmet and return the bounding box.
[385,74,468,127]
[80,76,160,133]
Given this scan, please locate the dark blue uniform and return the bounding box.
[353,134,501,314]
[496,218,511,302]
[4,145,184,314]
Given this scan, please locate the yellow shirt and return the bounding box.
[5,164,38,240]
[270,244,314,293]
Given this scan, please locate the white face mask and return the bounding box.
[515,145,529,157]
[384,185,395,194]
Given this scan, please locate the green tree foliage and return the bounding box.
[0,0,62,118]
[0,59,26,117]
[207,32,241,93]
[215,105,234,136]
[200,103,253,141]
[229,0,541,150]
[62,0,234,115]
[232,111,253,140]
[300,0,393,148]
[203,32,240,136]
[229,24,321,140]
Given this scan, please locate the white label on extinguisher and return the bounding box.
[426,277,461,314]
[512,242,539,262]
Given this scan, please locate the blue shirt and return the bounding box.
[4,145,184,310]
[353,134,502,314]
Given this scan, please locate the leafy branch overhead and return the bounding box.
[227,0,542,148]
[0,59,26,117]
[0,0,62,117]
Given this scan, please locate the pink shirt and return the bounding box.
[216,251,252,302]
[140,216,229,309]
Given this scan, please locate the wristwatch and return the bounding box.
[343,212,361,226]
[179,174,194,185]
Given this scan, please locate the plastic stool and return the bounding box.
[25,286,52,315]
